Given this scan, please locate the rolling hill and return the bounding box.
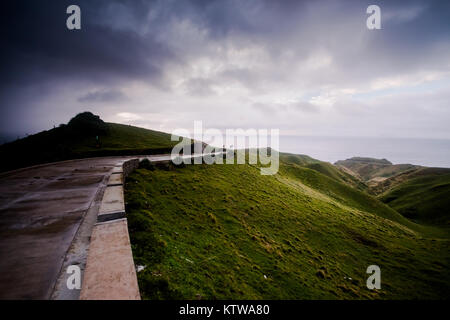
[0,112,189,172]
[336,157,450,226]
[379,167,450,226]
[3,116,449,299]
[335,157,419,185]
[125,153,450,300]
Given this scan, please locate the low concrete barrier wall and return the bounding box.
[80,158,142,300]
[78,154,218,299]
[123,158,140,179]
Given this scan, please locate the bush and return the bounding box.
[139,158,155,171]
[138,273,182,300]
[67,111,108,137]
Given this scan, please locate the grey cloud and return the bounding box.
[253,101,320,114]
[78,89,127,103]
[0,0,177,136]
[0,1,174,87]
[1,0,450,141]
[291,102,321,113]
[184,78,217,96]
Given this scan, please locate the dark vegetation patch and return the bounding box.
[346,229,383,249]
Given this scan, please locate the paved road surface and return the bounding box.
[0,155,174,299]
[0,152,223,299]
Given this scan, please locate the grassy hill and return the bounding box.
[335,157,450,226]
[0,112,189,172]
[379,167,450,226]
[278,158,426,233]
[335,157,419,183]
[280,153,368,191]
[279,153,320,166]
[125,153,450,300]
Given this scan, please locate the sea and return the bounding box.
[278,136,450,168]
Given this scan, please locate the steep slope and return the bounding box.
[0,112,188,172]
[281,153,367,191]
[278,160,425,232]
[304,162,368,192]
[125,157,450,300]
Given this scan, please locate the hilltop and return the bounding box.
[334,157,419,183]
[0,112,190,172]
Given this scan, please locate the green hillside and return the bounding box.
[304,162,368,192]
[279,153,320,166]
[278,160,425,233]
[0,112,187,172]
[335,157,419,182]
[280,153,368,191]
[125,154,450,300]
[379,168,450,226]
[335,157,450,226]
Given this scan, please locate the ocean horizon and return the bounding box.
[279,136,450,168]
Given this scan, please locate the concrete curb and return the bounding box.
[79,158,141,300]
[45,153,221,300]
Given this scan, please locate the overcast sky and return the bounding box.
[1,0,450,143]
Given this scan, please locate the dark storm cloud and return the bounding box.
[2,0,448,92]
[1,0,450,140]
[0,0,176,137]
[0,0,173,87]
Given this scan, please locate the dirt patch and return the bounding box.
[346,229,383,249]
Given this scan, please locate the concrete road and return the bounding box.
[0,152,223,299]
[0,156,159,299]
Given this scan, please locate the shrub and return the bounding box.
[139,158,155,171]
[67,111,108,137]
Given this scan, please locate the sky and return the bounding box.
[1,0,450,144]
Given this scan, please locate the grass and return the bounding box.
[334,156,450,227]
[277,160,446,237]
[281,153,368,191]
[335,157,418,181]
[125,156,450,300]
[0,121,188,172]
[379,168,450,226]
[77,123,179,151]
